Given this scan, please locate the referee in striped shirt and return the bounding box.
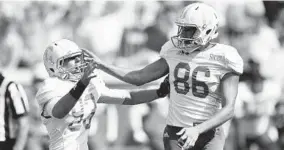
[0,73,29,150]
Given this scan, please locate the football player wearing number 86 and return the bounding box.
[36,39,170,150]
[90,2,243,150]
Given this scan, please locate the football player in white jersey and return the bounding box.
[36,39,170,150]
[90,3,243,150]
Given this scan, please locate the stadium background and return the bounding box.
[2,0,284,150]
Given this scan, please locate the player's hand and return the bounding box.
[80,61,98,86]
[81,48,102,68]
[176,127,200,149]
[157,75,170,97]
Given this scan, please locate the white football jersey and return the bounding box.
[36,76,104,150]
[160,41,243,127]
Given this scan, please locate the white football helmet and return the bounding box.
[171,3,219,51]
[43,39,90,82]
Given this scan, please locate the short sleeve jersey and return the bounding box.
[160,41,243,127]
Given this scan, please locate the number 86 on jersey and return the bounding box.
[173,62,212,98]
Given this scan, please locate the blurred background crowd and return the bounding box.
[2,0,284,150]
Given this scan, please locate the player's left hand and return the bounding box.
[176,127,200,149]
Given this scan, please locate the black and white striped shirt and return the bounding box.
[0,74,29,141]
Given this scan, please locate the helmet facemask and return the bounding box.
[57,51,92,82]
[171,24,218,52]
[171,25,202,51]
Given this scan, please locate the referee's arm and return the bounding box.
[8,83,29,150]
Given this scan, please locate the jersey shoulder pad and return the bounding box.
[35,78,60,106]
[220,44,243,75]
[160,40,175,58]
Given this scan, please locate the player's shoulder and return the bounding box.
[38,78,59,91]
[212,43,242,62]
[160,40,176,57]
[213,43,238,55]
[209,43,243,74]
[35,78,61,105]
[161,40,175,50]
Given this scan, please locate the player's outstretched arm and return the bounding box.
[82,49,169,86]
[100,58,169,86]
[97,76,170,105]
[51,62,97,119]
[196,73,239,133]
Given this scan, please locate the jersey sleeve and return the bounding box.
[35,80,62,118]
[223,47,244,77]
[7,82,29,118]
